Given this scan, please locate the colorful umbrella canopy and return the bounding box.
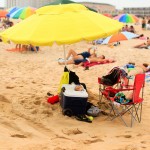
[0,10,8,18]
[102,31,139,44]
[9,7,36,19]
[7,7,20,17]
[20,7,36,20]
[44,0,97,12]
[114,14,139,23]
[0,4,123,46]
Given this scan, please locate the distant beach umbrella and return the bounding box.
[0,10,8,18]
[10,7,36,19]
[20,7,36,20]
[7,7,20,17]
[102,31,139,44]
[114,14,139,23]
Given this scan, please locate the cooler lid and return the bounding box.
[62,84,88,98]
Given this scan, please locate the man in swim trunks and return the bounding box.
[66,48,97,60]
[58,47,97,65]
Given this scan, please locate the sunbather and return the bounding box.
[58,47,97,65]
[122,63,150,85]
[134,37,150,49]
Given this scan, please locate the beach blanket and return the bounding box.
[6,48,26,52]
[145,72,150,82]
[83,59,115,67]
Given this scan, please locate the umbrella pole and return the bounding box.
[63,44,67,66]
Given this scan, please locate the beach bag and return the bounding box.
[87,106,100,117]
[69,70,80,84]
[101,67,120,86]
[86,102,100,117]
[58,67,69,93]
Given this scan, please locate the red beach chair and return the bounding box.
[101,73,145,127]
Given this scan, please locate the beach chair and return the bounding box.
[101,73,145,127]
[98,67,123,110]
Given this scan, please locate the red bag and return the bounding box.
[47,95,59,104]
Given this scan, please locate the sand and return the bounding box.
[0,25,150,150]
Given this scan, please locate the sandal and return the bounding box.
[47,92,54,96]
[75,114,92,123]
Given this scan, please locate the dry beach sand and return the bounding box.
[0,25,150,150]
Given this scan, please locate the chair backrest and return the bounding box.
[132,74,145,103]
[100,67,121,86]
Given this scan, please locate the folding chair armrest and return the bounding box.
[105,87,134,93]
[117,88,134,92]
[98,77,102,84]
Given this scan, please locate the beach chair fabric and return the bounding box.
[101,73,145,127]
[98,67,123,109]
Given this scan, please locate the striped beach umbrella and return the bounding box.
[9,7,36,19]
[102,31,139,44]
[114,14,139,23]
[7,7,20,17]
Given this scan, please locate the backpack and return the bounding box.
[101,67,121,86]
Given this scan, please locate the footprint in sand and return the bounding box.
[62,128,83,135]
[6,86,15,89]
[11,134,27,138]
[0,95,10,103]
[116,135,132,138]
[34,100,41,105]
[83,138,104,144]
[141,141,147,144]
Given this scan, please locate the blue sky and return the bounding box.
[74,0,150,9]
[0,0,150,9]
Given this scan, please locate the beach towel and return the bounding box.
[145,72,150,82]
[6,48,26,52]
[83,59,115,67]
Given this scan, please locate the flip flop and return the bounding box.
[47,92,54,96]
[75,114,92,123]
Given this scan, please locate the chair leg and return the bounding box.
[110,102,128,127]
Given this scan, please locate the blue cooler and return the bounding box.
[60,84,88,116]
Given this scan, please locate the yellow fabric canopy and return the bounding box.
[0,4,123,46]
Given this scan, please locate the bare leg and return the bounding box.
[66,49,78,60]
[16,44,21,50]
[134,43,145,48]
[58,59,74,65]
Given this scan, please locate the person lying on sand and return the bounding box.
[58,54,106,65]
[58,47,97,65]
[134,37,150,49]
[121,63,150,85]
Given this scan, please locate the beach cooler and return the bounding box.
[60,84,88,117]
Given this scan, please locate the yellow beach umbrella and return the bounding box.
[0,4,123,46]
